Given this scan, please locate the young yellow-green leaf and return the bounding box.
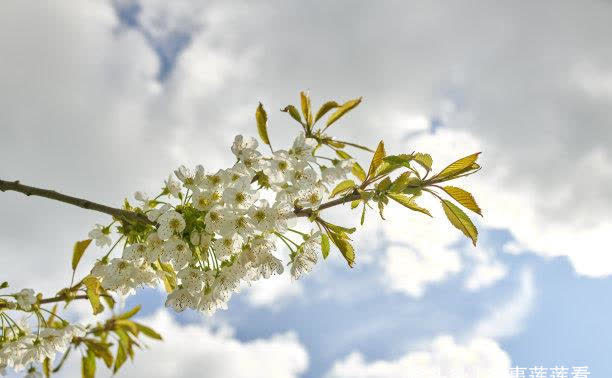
[82,351,96,378]
[384,153,414,165]
[46,304,58,325]
[82,276,104,315]
[157,260,177,292]
[87,341,113,368]
[351,199,360,209]
[377,176,392,192]
[323,222,356,235]
[113,341,127,373]
[328,232,355,267]
[388,192,432,217]
[413,153,433,171]
[367,141,386,179]
[100,287,115,309]
[321,234,330,259]
[330,179,355,198]
[71,239,92,271]
[255,102,270,146]
[115,329,132,359]
[300,91,313,127]
[442,186,482,216]
[352,162,367,182]
[135,322,163,340]
[43,357,51,378]
[326,139,346,149]
[441,199,478,246]
[378,200,386,220]
[389,172,411,192]
[325,97,362,129]
[314,101,339,124]
[117,305,141,320]
[360,204,366,225]
[434,153,481,181]
[334,149,351,160]
[281,105,303,125]
[116,319,140,336]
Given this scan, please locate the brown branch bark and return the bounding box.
[0,179,153,225]
[0,178,362,224]
[294,192,361,217]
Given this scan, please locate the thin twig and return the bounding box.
[0,179,153,225]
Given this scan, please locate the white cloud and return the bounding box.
[464,261,507,292]
[473,269,536,339]
[53,309,308,378]
[464,246,508,292]
[382,244,462,298]
[326,336,511,378]
[244,273,304,310]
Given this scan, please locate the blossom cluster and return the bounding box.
[89,132,352,314]
[0,315,85,374]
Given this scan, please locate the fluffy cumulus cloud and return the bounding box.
[473,269,536,340]
[180,0,612,279]
[325,336,511,378]
[325,267,534,378]
[3,0,611,298]
[53,309,308,378]
[244,271,304,309]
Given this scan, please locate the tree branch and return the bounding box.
[0,179,153,225]
[294,192,361,217]
[0,178,362,224]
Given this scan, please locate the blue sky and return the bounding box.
[2,1,612,377]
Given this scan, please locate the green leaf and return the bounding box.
[324,222,356,235]
[113,341,127,373]
[82,351,96,378]
[115,329,132,359]
[330,179,356,198]
[116,319,140,335]
[43,357,51,378]
[117,305,141,320]
[300,91,313,127]
[389,172,411,192]
[314,101,339,124]
[100,287,115,309]
[328,231,355,267]
[360,204,366,225]
[376,177,392,191]
[367,141,386,179]
[72,239,92,271]
[46,304,58,325]
[350,200,360,209]
[255,102,270,146]
[281,105,303,125]
[82,276,104,315]
[86,341,113,368]
[387,192,432,217]
[413,153,432,171]
[334,149,351,160]
[135,322,163,340]
[442,186,482,216]
[377,200,386,220]
[352,162,367,182]
[321,234,330,259]
[441,199,478,246]
[157,260,177,292]
[326,139,346,148]
[434,153,481,181]
[383,154,414,167]
[0,281,8,289]
[325,97,362,129]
